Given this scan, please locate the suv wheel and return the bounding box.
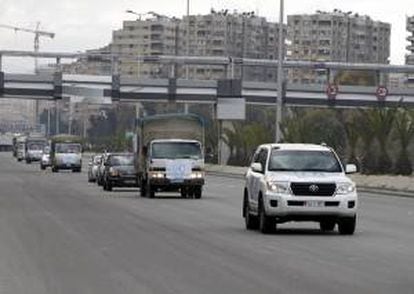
[320,220,336,232]
[338,216,356,235]
[244,198,259,230]
[259,198,276,234]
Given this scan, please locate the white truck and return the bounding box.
[137,114,205,199]
[25,136,48,163]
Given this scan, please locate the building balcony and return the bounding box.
[406,45,414,52]
[406,54,414,65]
[407,35,414,42]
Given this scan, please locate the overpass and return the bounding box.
[1,50,414,108]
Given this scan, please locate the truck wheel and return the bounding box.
[40,164,46,170]
[320,220,336,232]
[146,182,155,198]
[180,187,188,198]
[259,198,276,234]
[106,182,113,191]
[194,186,202,199]
[26,159,31,164]
[338,216,356,235]
[140,181,146,197]
[52,166,58,173]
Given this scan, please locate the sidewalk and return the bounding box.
[205,164,414,198]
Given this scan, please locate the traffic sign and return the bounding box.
[376,86,388,101]
[326,83,339,100]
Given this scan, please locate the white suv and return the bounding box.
[243,143,358,235]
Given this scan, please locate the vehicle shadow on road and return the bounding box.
[272,228,339,236]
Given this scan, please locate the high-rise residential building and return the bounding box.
[407,16,414,65]
[111,15,179,79]
[178,11,284,81]
[110,11,284,81]
[287,10,391,84]
[406,16,414,87]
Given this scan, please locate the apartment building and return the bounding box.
[406,16,414,87]
[288,10,391,84]
[178,11,284,81]
[111,15,179,79]
[109,11,283,81]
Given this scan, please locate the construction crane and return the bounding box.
[0,22,55,73]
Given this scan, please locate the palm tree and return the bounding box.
[359,107,397,174]
[394,108,414,175]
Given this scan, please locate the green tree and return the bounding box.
[358,107,397,174]
[393,108,414,175]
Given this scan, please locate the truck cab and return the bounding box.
[50,135,83,173]
[25,137,48,164]
[137,114,205,199]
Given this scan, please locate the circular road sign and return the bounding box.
[326,83,339,100]
[376,86,389,101]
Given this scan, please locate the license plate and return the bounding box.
[124,180,136,184]
[305,201,324,207]
[171,179,184,183]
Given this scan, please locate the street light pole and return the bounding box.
[276,0,284,143]
[185,0,190,79]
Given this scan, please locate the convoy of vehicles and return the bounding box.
[136,114,205,199]
[9,122,360,237]
[243,143,358,235]
[50,135,83,173]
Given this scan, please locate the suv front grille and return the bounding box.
[290,183,336,197]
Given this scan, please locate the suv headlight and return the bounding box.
[336,182,356,195]
[267,181,290,195]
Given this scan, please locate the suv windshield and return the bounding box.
[268,149,342,172]
[110,155,134,166]
[151,142,202,159]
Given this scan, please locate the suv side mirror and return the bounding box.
[345,164,357,174]
[251,162,263,173]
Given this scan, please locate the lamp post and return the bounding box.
[276,0,284,143]
[185,0,190,79]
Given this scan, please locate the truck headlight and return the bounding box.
[336,183,356,195]
[149,172,164,179]
[267,181,290,195]
[190,172,204,179]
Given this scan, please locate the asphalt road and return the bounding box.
[0,153,413,294]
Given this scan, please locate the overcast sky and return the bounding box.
[0,0,411,72]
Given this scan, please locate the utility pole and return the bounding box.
[276,0,284,143]
[186,0,190,79]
